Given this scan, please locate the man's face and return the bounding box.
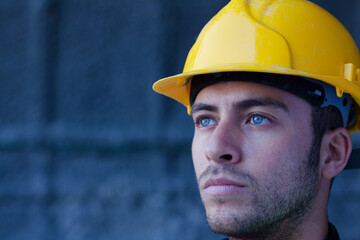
[191,81,320,239]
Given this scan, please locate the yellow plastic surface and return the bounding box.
[153,0,360,132]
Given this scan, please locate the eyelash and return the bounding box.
[194,113,273,128]
[246,113,272,125]
[194,115,216,127]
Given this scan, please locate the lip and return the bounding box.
[203,178,246,195]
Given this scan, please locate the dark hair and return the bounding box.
[311,105,343,142]
[307,105,343,171]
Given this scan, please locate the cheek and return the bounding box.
[191,133,208,179]
[244,130,310,177]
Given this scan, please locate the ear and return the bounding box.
[320,128,352,179]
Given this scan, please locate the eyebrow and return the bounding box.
[235,98,289,113]
[191,97,289,114]
[191,103,219,114]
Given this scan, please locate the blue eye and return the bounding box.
[199,117,216,127]
[250,115,270,125]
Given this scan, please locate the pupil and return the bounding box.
[254,116,262,123]
[202,119,209,126]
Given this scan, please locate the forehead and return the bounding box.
[194,81,311,112]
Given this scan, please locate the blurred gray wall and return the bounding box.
[0,0,359,239]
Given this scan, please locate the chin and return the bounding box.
[204,199,252,226]
[206,210,245,237]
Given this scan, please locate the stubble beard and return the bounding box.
[200,139,321,240]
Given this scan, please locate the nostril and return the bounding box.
[221,154,233,161]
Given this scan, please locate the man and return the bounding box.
[153,0,360,239]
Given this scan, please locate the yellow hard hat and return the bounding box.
[153,0,360,132]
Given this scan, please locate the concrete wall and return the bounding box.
[0,0,359,239]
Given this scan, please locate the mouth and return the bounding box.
[203,178,246,195]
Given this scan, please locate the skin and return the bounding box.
[191,81,352,240]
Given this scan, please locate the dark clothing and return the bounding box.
[222,222,340,240]
[328,222,340,240]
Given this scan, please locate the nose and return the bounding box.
[205,121,242,164]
